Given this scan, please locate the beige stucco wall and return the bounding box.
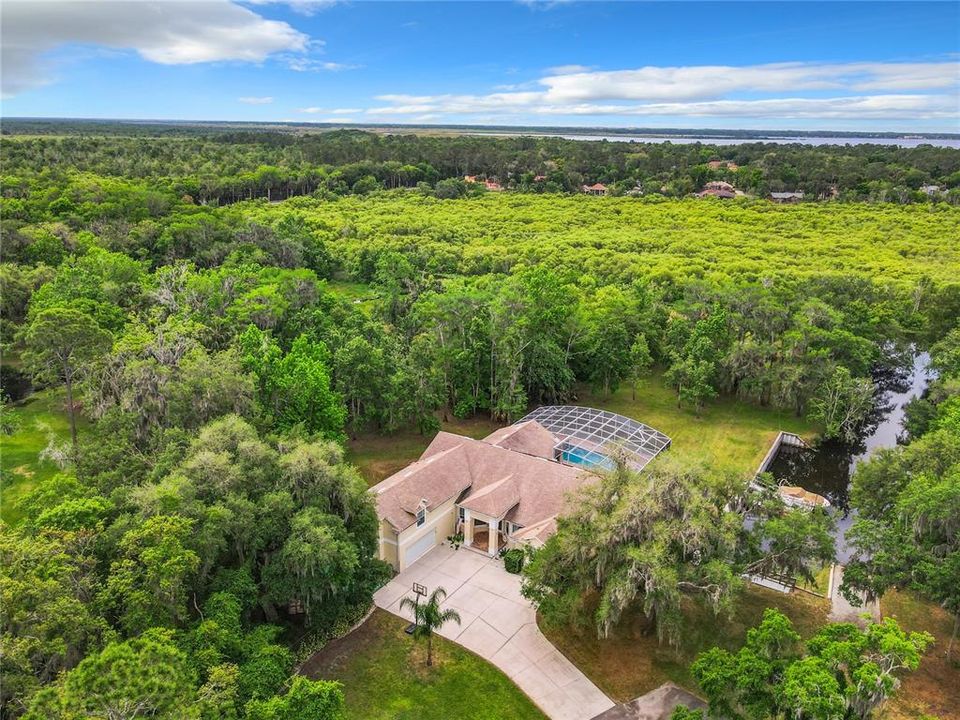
[389,497,457,572]
[378,519,399,569]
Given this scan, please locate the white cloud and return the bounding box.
[243,0,339,16]
[535,95,957,120]
[287,58,361,72]
[537,61,960,103]
[545,64,592,75]
[2,0,309,98]
[366,60,960,123]
[515,0,573,10]
[239,96,274,104]
[297,106,361,114]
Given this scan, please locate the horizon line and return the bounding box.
[4,116,960,139]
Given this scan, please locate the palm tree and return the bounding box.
[400,587,461,667]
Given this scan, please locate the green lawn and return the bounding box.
[577,371,818,474]
[347,415,501,486]
[542,585,831,702]
[300,609,547,720]
[325,279,379,315]
[348,371,819,487]
[1,389,80,525]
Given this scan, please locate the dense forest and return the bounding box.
[1,128,958,718]
[4,123,960,203]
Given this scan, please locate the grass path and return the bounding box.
[1,389,80,525]
[301,609,547,720]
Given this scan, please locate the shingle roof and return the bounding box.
[482,421,556,459]
[371,424,590,533]
[458,474,520,518]
[372,440,474,530]
[770,191,804,199]
[510,515,558,547]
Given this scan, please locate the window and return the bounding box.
[416,507,426,527]
[458,507,465,521]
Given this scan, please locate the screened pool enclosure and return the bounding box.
[517,405,671,472]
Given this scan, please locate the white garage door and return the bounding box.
[404,529,436,568]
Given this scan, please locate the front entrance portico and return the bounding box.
[460,508,506,556]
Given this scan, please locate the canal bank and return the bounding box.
[765,351,933,563]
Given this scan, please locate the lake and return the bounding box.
[541,134,960,149]
[460,128,960,148]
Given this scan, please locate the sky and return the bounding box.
[2,0,959,132]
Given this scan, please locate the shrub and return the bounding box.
[503,548,524,574]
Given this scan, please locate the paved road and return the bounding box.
[374,544,615,720]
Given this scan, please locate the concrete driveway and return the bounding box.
[374,544,615,720]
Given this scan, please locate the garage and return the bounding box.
[403,529,436,569]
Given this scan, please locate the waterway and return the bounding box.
[487,132,960,149]
[765,351,932,562]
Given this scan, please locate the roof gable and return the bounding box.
[370,424,594,533]
[482,421,556,459]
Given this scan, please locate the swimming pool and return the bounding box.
[560,446,615,470]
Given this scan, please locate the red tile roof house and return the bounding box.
[464,175,504,191]
[582,182,609,196]
[370,407,671,571]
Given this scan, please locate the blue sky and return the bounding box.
[3,1,959,131]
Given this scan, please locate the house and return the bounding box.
[770,191,804,203]
[533,174,547,182]
[697,181,737,199]
[704,180,734,192]
[370,406,670,571]
[582,183,609,196]
[464,175,503,191]
[707,160,739,171]
[919,185,942,196]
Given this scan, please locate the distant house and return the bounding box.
[582,182,609,196]
[770,191,804,203]
[533,174,547,182]
[697,188,736,199]
[464,175,503,191]
[919,185,942,196]
[704,180,734,192]
[707,160,739,171]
